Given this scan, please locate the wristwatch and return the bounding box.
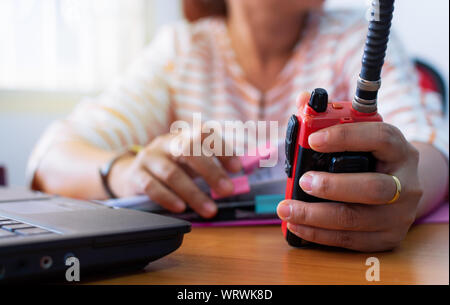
[99,145,143,198]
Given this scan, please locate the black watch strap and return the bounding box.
[99,145,143,199]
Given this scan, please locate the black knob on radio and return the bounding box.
[308,88,328,113]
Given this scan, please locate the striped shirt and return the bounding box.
[27,10,449,184]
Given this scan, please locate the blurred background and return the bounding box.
[0,0,449,186]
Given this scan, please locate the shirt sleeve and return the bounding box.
[26,23,184,186]
[342,19,449,160]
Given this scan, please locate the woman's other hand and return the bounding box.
[109,133,242,218]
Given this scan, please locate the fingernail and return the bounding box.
[229,158,242,172]
[203,202,217,216]
[299,174,313,192]
[277,202,291,219]
[218,178,234,193]
[309,131,328,148]
[174,200,186,212]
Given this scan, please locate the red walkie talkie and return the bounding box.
[283,0,395,247]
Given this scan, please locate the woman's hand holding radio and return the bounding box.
[277,121,424,252]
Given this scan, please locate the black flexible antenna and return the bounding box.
[353,0,395,113]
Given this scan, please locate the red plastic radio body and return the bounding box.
[283,89,383,247]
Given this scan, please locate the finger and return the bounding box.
[287,223,399,252]
[132,168,186,213]
[296,91,311,109]
[178,163,199,178]
[159,130,242,173]
[308,122,408,162]
[143,154,218,218]
[179,155,235,197]
[277,200,390,231]
[298,171,398,204]
[216,155,242,173]
[202,131,242,173]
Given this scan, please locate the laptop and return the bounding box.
[0,187,191,282]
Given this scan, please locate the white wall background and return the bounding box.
[0,0,181,187]
[1,0,448,186]
[0,113,61,187]
[326,0,450,93]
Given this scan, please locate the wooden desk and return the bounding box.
[92,224,448,285]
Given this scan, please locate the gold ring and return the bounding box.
[387,175,402,204]
[128,145,144,155]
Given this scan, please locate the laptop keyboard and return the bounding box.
[0,217,54,238]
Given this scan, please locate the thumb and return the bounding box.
[296,91,311,109]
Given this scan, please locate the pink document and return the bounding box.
[210,176,250,200]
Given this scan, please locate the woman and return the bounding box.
[28,0,448,252]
